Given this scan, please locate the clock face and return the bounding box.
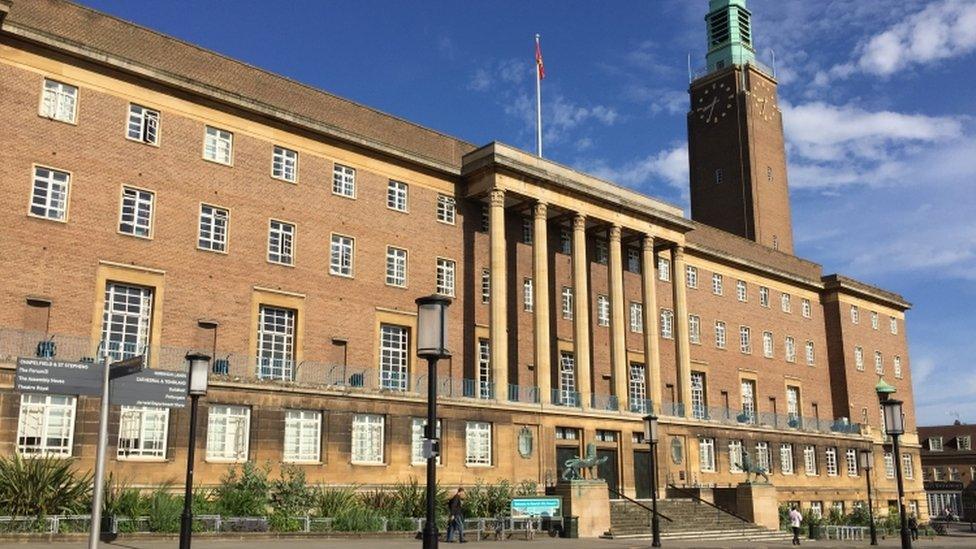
[695,81,735,125]
[751,79,778,121]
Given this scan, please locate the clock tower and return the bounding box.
[687,0,794,253]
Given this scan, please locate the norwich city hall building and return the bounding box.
[0,0,925,519]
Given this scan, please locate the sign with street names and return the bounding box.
[15,357,103,395]
[110,369,188,408]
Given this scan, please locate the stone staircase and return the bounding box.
[605,498,795,542]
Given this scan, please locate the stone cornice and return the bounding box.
[822,274,912,311]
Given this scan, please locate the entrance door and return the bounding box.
[556,446,578,481]
[597,448,619,493]
[633,451,652,499]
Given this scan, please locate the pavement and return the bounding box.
[1,534,975,549]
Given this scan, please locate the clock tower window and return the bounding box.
[715,168,724,184]
[766,166,773,181]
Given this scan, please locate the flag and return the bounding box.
[535,34,545,80]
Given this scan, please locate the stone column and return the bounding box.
[671,245,693,415]
[489,188,508,400]
[641,235,662,414]
[533,202,552,404]
[608,225,627,412]
[572,214,592,409]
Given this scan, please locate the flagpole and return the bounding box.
[535,33,543,158]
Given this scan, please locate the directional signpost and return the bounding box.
[111,369,188,408]
[15,358,103,395]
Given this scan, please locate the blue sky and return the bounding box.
[76,0,976,426]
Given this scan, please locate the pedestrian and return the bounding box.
[788,505,803,546]
[446,488,466,543]
[908,514,919,541]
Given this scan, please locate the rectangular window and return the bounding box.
[555,427,580,440]
[740,380,756,424]
[597,295,610,327]
[686,265,698,288]
[465,421,492,466]
[658,257,671,281]
[351,413,384,464]
[714,168,724,184]
[691,372,706,420]
[825,447,838,476]
[436,258,456,296]
[481,269,491,304]
[387,180,408,212]
[786,386,800,423]
[855,346,864,371]
[523,278,534,311]
[102,282,153,360]
[736,280,747,302]
[850,305,859,324]
[386,246,407,287]
[729,440,744,473]
[759,286,769,307]
[206,405,250,461]
[436,195,456,225]
[332,164,356,197]
[119,186,154,238]
[810,501,822,519]
[629,303,643,333]
[595,430,618,442]
[629,363,647,413]
[712,273,723,295]
[17,394,76,456]
[284,410,321,463]
[884,452,894,479]
[805,341,815,366]
[781,293,792,313]
[118,406,168,459]
[272,145,298,182]
[660,309,674,339]
[477,338,491,399]
[846,448,858,477]
[699,437,716,472]
[268,220,295,265]
[780,443,794,475]
[756,441,770,473]
[890,317,898,334]
[198,204,229,252]
[959,436,971,451]
[40,79,78,123]
[804,445,818,475]
[30,166,70,221]
[739,326,751,354]
[559,228,571,254]
[894,356,902,379]
[411,418,442,465]
[871,311,879,330]
[902,453,914,479]
[558,352,577,406]
[785,336,796,363]
[627,248,640,273]
[562,287,574,320]
[802,298,812,318]
[203,126,233,164]
[330,234,355,277]
[762,331,774,358]
[127,104,159,145]
[714,321,727,349]
[689,315,701,344]
[480,206,489,232]
[257,305,295,380]
[595,240,608,265]
[875,351,884,374]
[521,217,533,244]
[379,324,409,391]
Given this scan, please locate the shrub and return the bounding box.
[0,454,91,516]
[269,465,312,531]
[332,507,383,531]
[146,486,182,533]
[314,485,362,517]
[213,462,270,517]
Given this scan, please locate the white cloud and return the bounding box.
[467,58,528,92]
[505,93,619,146]
[584,143,689,192]
[625,86,687,116]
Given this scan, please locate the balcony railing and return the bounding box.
[550,388,582,408]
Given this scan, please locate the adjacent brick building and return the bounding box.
[919,423,976,520]
[0,0,925,518]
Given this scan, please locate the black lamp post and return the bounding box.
[880,396,911,549]
[417,295,451,549]
[860,449,878,546]
[180,353,210,549]
[644,414,661,547]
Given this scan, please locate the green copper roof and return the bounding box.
[875,377,897,397]
[705,0,755,73]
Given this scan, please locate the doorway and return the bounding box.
[633,451,652,499]
[597,448,619,493]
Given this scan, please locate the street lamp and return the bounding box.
[180,353,210,549]
[879,394,911,549]
[644,414,661,547]
[859,449,878,546]
[417,295,451,549]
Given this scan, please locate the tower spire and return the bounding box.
[705,0,755,73]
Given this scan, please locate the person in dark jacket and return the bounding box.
[446,488,466,543]
[908,514,919,541]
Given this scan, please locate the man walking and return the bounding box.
[446,488,466,543]
[789,505,803,545]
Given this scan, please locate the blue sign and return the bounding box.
[510,496,561,518]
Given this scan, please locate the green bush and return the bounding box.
[269,465,312,531]
[314,485,362,517]
[213,462,270,517]
[332,507,384,531]
[0,454,91,516]
[146,486,182,532]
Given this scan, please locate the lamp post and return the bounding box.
[416,295,451,549]
[644,414,661,547]
[880,396,911,549]
[860,449,878,546]
[180,353,210,549]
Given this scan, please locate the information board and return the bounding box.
[110,369,188,408]
[15,357,103,395]
[510,496,562,518]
